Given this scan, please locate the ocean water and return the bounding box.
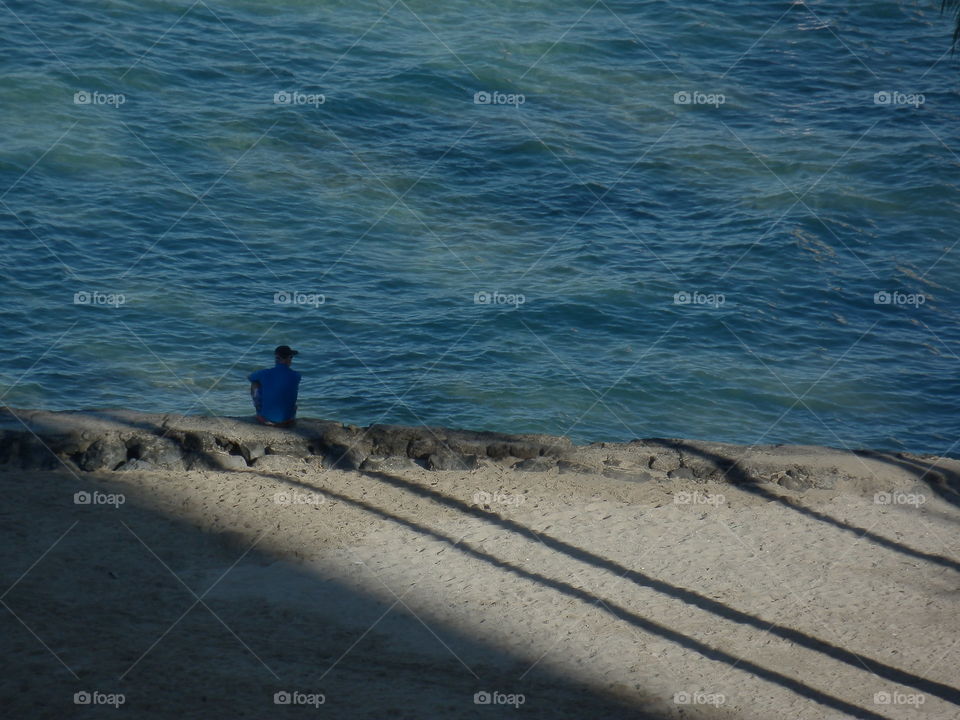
[1,0,958,455]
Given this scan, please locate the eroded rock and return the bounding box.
[78,437,127,472]
[602,467,654,483]
[1,408,955,499]
[360,456,421,473]
[512,456,555,473]
[557,460,599,475]
[426,452,478,471]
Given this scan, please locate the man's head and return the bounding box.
[274,345,299,365]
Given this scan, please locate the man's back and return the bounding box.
[248,363,301,424]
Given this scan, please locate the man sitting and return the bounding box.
[249,345,301,427]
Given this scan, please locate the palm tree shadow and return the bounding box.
[320,467,957,716]
[644,439,960,573]
[852,448,960,509]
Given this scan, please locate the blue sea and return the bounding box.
[1,0,958,455]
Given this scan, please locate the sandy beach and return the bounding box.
[1,409,959,719]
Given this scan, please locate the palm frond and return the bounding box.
[942,0,960,50]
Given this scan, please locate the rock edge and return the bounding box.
[1,408,957,497]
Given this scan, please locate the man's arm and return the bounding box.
[250,381,262,412]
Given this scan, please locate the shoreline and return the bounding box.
[1,406,957,500]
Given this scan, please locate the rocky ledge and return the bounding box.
[1,407,957,495]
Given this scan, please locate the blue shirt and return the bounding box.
[248,363,301,423]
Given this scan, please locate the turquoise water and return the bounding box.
[1,0,958,455]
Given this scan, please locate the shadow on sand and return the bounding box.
[0,468,659,719]
[5,412,959,718]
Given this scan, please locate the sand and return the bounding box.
[2,440,959,719]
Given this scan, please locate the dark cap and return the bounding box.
[274,345,299,359]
